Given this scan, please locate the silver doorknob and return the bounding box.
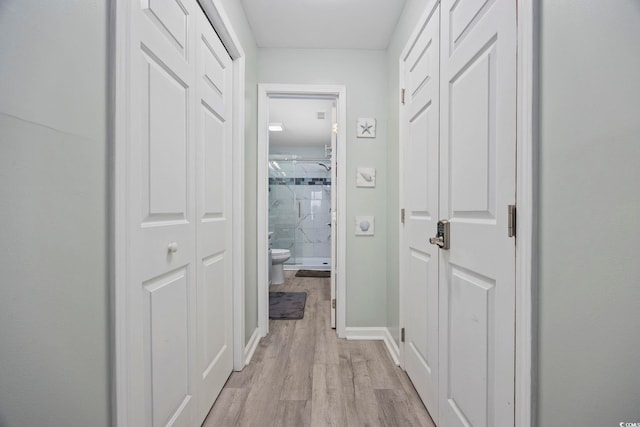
[168,242,178,253]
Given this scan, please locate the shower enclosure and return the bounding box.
[269,157,331,270]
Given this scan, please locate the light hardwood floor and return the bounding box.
[203,271,435,427]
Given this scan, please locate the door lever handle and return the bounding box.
[429,236,445,248]
[429,220,450,250]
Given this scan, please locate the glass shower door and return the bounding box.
[269,158,332,268]
[268,160,298,265]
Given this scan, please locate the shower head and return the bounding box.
[318,162,331,172]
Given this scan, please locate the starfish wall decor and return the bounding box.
[356,117,376,138]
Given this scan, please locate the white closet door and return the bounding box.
[125,1,233,425]
[400,5,441,424]
[194,4,234,425]
[438,0,517,425]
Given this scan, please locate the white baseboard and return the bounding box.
[344,327,400,366]
[382,328,400,366]
[243,328,261,368]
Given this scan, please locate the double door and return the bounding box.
[124,1,234,425]
[401,0,516,425]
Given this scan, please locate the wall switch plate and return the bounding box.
[355,216,375,236]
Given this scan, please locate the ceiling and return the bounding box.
[268,97,335,148]
[243,1,407,151]
[239,0,407,49]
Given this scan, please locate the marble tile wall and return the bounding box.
[269,161,332,262]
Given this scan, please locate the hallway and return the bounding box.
[203,272,435,426]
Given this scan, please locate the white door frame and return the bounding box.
[112,1,246,425]
[515,1,537,425]
[397,1,536,426]
[257,84,347,338]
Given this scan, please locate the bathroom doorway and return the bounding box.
[268,97,334,271]
[257,84,347,337]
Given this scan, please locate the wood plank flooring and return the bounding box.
[203,271,435,427]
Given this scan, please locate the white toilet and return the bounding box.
[271,249,291,285]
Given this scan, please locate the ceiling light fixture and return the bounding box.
[268,123,284,132]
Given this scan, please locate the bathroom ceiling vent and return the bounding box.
[317,112,326,120]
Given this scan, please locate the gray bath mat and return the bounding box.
[295,270,330,278]
[269,292,308,320]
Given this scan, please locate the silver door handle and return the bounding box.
[429,220,450,250]
[429,236,445,248]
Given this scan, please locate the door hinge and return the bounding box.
[401,327,405,343]
[331,299,336,309]
[508,204,517,237]
[401,88,406,105]
[401,208,405,224]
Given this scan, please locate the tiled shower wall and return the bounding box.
[269,161,331,263]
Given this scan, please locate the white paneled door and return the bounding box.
[400,5,440,424]
[439,0,516,425]
[194,7,234,424]
[401,0,516,425]
[125,1,233,426]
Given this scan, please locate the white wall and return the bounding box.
[0,1,110,426]
[385,0,434,345]
[258,48,389,326]
[538,1,640,425]
[217,0,260,346]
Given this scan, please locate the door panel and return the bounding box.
[440,0,516,426]
[143,268,192,426]
[145,0,188,54]
[449,41,497,217]
[401,1,516,424]
[449,0,494,51]
[145,55,189,218]
[406,249,437,371]
[129,1,197,425]
[401,5,440,423]
[127,1,233,426]
[202,254,226,362]
[195,6,233,424]
[447,267,495,427]
[202,105,225,215]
